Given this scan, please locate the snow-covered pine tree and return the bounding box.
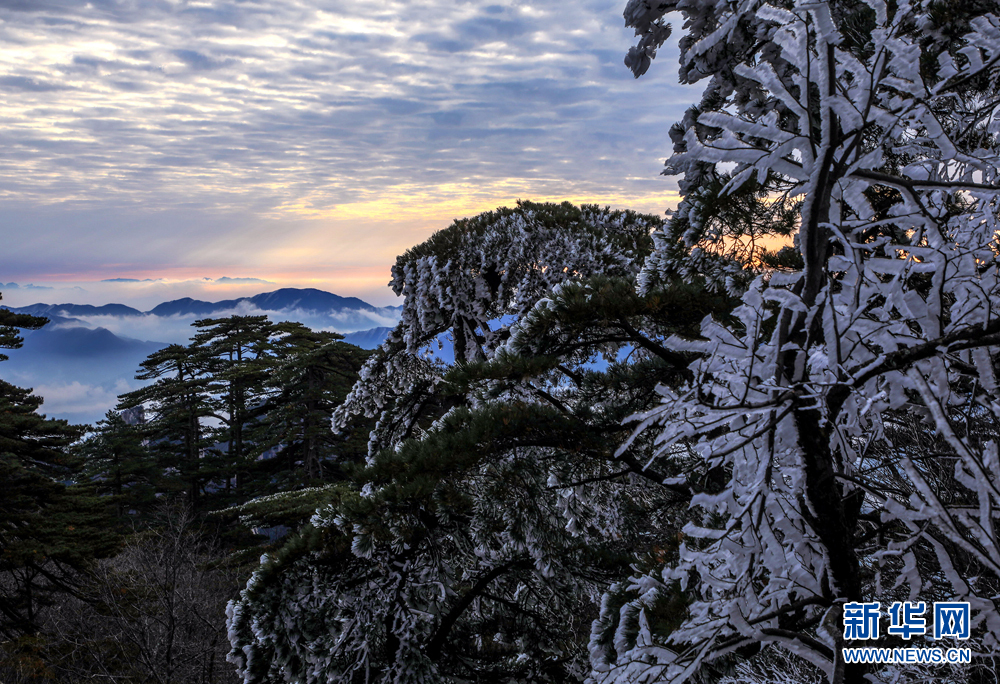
[226,202,739,683]
[595,0,1000,682]
[335,201,663,459]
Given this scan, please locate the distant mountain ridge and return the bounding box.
[19,326,164,359]
[11,302,145,318]
[341,326,393,349]
[9,288,401,319]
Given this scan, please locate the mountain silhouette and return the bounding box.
[147,288,396,317]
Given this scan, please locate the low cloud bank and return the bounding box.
[49,302,400,345]
[0,367,144,425]
[4,282,55,291]
[32,380,133,423]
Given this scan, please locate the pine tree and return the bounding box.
[191,315,276,501]
[337,200,666,454]
[0,297,116,641]
[73,410,156,518]
[225,203,735,683]
[251,322,371,484]
[118,343,214,509]
[592,1,1000,682]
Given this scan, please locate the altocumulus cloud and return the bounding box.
[0,0,699,286]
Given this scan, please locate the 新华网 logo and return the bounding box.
[842,601,970,641]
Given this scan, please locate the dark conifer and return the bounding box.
[0,296,116,640]
[117,343,213,509]
[73,410,156,518]
[251,322,371,484]
[190,315,275,502]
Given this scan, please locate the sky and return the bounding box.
[0,0,699,309]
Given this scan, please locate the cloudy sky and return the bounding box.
[1,0,698,308]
